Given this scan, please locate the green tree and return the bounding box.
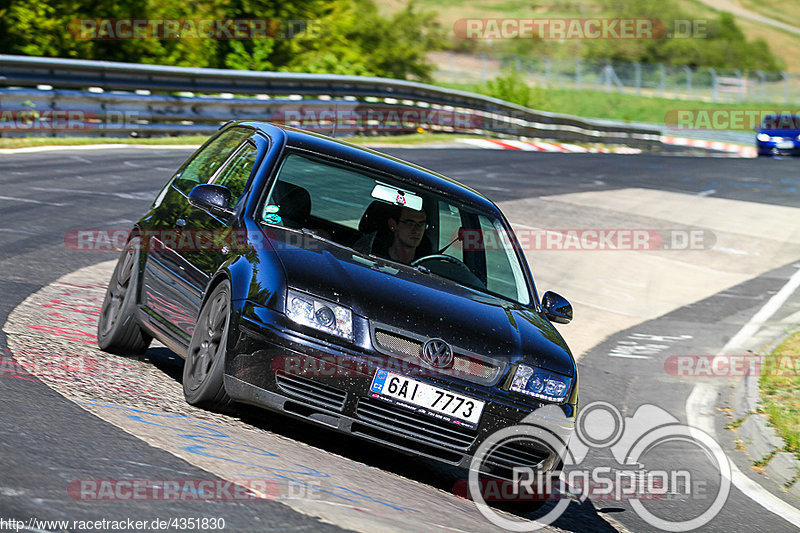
[0,0,441,80]
[484,68,545,109]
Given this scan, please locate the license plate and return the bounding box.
[777,140,795,149]
[369,369,485,429]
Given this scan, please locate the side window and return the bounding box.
[263,154,376,228]
[211,142,258,208]
[437,201,463,261]
[173,128,252,195]
[479,215,528,303]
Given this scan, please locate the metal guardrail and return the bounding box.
[0,54,661,146]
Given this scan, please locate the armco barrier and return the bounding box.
[0,54,661,145]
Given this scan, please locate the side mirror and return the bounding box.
[541,291,572,324]
[188,184,233,216]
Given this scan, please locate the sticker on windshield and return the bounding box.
[264,204,280,213]
[371,183,423,211]
[264,214,282,224]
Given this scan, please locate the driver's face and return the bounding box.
[393,208,427,248]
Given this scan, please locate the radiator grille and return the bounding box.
[275,372,347,412]
[374,329,500,382]
[355,397,477,452]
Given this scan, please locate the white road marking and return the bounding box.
[714,246,752,256]
[69,155,93,164]
[0,144,199,154]
[28,186,154,201]
[0,195,68,207]
[458,139,506,150]
[720,266,800,355]
[686,265,800,526]
[0,228,38,235]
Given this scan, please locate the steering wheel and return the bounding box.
[411,253,464,268]
[410,254,486,289]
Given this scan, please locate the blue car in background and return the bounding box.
[756,114,800,156]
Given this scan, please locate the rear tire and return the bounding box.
[97,236,152,355]
[182,280,232,410]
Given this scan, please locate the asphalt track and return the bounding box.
[1,145,799,532]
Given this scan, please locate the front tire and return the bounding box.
[182,279,232,410]
[97,236,152,355]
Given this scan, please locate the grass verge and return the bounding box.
[759,329,800,461]
[437,81,789,126]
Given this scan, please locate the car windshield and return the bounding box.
[761,114,800,130]
[259,151,532,306]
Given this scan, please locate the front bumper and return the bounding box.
[225,301,576,472]
[757,141,800,156]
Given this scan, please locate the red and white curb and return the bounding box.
[661,136,757,158]
[460,136,758,158]
[459,138,641,154]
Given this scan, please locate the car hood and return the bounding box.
[759,128,800,137]
[265,230,574,376]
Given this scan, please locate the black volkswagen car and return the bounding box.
[97,121,577,483]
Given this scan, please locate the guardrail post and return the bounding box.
[634,62,641,95]
[544,57,551,87]
[575,58,582,90]
[709,68,717,103]
[659,63,665,97]
[733,69,743,102]
[683,66,692,99]
[782,72,789,104]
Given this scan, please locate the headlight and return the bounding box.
[510,364,572,402]
[286,289,353,340]
[756,133,770,142]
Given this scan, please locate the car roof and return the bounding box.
[233,121,501,215]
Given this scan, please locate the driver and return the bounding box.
[385,206,428,264]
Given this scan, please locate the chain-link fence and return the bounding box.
[432,52,799,105]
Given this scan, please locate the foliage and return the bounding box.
[439,80,790,124]
[584,0,782,71]
[484,69,544,109]
[760,330,800,460]
[0,0,441,81]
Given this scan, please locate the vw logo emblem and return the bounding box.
[421,338,454,369]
